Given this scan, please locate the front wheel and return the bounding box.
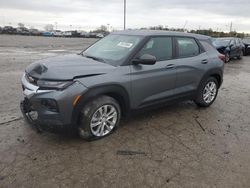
[225,52,230,63]
[78,96,121,141]
[195,77,219,107]
[237,50,243,59]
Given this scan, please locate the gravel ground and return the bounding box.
[0,35,250,188]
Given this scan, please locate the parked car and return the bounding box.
[79,31,89,38]
[71,31,81,38]
[20,30,224,140]
[0,26,2,34]
[96,33,104,38]
[42,31,53,37]
[29,29,41,36]
[212,37,244,63]
[2,26,17,34]
[242,38,250,56]
[52,30,63,37]
[62,31,72,37]
[89,32,98,38]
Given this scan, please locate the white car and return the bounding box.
[52,30,63,37]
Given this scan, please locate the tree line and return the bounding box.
[142,25,249,38]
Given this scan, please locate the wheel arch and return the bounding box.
[71,84,130,126]
[199,68,223,90]
[210,73,222,87]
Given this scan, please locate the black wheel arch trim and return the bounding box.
[71,84,130,126]
[199,68,223,89]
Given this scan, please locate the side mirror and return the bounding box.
[132,54,156,65]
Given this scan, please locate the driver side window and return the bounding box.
[137,37,173,61]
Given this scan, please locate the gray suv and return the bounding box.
[20,30,224,140]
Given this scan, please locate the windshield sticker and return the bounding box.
[118,42,133,48]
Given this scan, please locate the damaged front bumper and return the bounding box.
[20,74,87,133]
[20,98,42,133]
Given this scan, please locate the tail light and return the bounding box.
[218,53,225,62]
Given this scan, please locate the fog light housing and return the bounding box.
[28,111,38,120]
[41,99,59,112]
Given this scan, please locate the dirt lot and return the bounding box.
[0,35,250,188]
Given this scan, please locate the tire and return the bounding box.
[243,49,247,56]
[225,52,230,63]
[195,77,219,107]
[78,95,121,141]
[237,50,243,59]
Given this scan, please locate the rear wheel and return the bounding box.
[195,77,219,107]
[78,96,121,141]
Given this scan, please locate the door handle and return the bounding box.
[165,64,175,69]
[201,59,208,64]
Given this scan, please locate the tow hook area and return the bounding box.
[20,98,42,133]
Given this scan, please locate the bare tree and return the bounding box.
[44,24,54,32]
[92,25,108,33]
[18,23,24,27]
[99,25,108,32]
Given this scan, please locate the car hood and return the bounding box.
[26,54,116,80]
[243,42,250,46]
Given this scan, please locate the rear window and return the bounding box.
[213,39,230,47]
[176,37,200,58]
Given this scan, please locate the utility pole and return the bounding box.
[124,0,126,30]
[183,20,188,31]
[230,22,233,32]
[55,22,57,30]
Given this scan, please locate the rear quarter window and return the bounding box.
[200,41,218,53]
[176,37,200,58]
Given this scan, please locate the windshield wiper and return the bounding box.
[82,54,106,63]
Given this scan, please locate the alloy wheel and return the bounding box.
[90,105,118,137]
[203,81,217,104]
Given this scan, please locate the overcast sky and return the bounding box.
[0,0,250,32]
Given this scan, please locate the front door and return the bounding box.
[130,36,177,108]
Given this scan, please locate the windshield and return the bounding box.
[82,34,143,66]
[213,39,231,47]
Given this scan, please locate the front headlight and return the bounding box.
[37,80,74,90]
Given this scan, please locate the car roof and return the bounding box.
[215,37,235,40]
[112,30,211,40]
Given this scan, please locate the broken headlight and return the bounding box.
[37,80,74,90]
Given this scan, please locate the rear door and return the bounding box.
[130,36,177,108]
[174,37,208,95]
